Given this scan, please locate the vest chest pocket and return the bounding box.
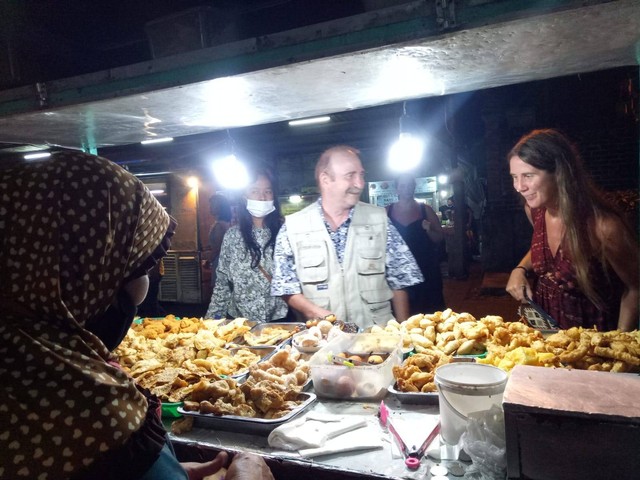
[354,229,385,275]
[296,241,328,283]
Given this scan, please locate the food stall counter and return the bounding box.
[167,394,467,480]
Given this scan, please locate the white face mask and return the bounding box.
[246,199,275,218]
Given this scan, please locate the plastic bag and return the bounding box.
[460,404,507,480]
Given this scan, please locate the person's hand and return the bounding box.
[506,269,531,302]
[181,451,229,480]
[421,219,431,232]
[309,307,333,321]
[226,452,275,480]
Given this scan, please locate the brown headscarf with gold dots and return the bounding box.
[0,151,176,479]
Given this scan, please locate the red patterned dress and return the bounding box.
[530,208,621,331]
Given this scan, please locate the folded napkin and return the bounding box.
[298,424,383,458]
[268,412,367,450]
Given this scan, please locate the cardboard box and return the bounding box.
[503,365,640,479]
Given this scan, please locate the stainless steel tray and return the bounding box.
[220,318,259,329]
[228,345,277,380]
[240,322,306,347]
[178,391,317,434]
[387,384,439,405]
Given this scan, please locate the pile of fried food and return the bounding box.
[393,349,452,393]
[486,327,640,372]
[181,346,310,419]
[388,310,640,393]
[242,324,303,347]
[293,315,356,351]
[372,309,499,356]
[115,316,265,402]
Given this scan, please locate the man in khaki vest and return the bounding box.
[271,145,423,329]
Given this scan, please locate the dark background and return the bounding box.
[1,1,638,278]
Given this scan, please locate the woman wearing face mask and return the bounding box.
[206,166,288,322]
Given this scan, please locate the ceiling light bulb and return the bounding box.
[134,171,172,177]
[186,176,199,189]
[212,154,249,190]
[24,152,51,160]
[141,137,173,145]
[288,116,331,127]
[387,133,424,172]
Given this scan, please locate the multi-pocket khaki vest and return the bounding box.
[285,201,394,329]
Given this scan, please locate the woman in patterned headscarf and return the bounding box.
[0,151,274,480]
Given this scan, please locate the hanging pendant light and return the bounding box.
[211,130,249,190]
[388,102,424,172]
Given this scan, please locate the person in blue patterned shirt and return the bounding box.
[271,145,423,328]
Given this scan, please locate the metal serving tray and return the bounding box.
[216,318,260,345]
[228,345,278,380]
[239,322,306,347]
[177,392,317,434]
[387,384,439,405]
[220,318,259,329]
[388,357,476,404]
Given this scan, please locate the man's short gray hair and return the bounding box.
[314,145,361,185]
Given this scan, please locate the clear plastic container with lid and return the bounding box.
[308,332,402,400]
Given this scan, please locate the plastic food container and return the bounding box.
[309,332,402,400]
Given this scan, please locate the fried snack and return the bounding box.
[393,349,452,393]
[131,316,207,339]
[170,416,194,435]
[182,345,310,419]
[243,325,301,346]
[306,314,337,328]
[481,326,639,373]
[478,346,559,372]
[457,339,486,356]
[115,316,264,401]
[214,318,253,343]
[383,310,495,356]
[386,310,639,374]
[593,346,640,366]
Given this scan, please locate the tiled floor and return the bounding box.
[160,261,522,323]
[442,261,521,322]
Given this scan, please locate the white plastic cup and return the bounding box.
[434,363,508,446]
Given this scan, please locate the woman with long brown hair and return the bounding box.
[506,129,638,331]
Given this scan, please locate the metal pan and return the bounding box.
[240,322,306,347]
[387,384,439,405]
[177,392,317,434]
[228,345,278,380]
